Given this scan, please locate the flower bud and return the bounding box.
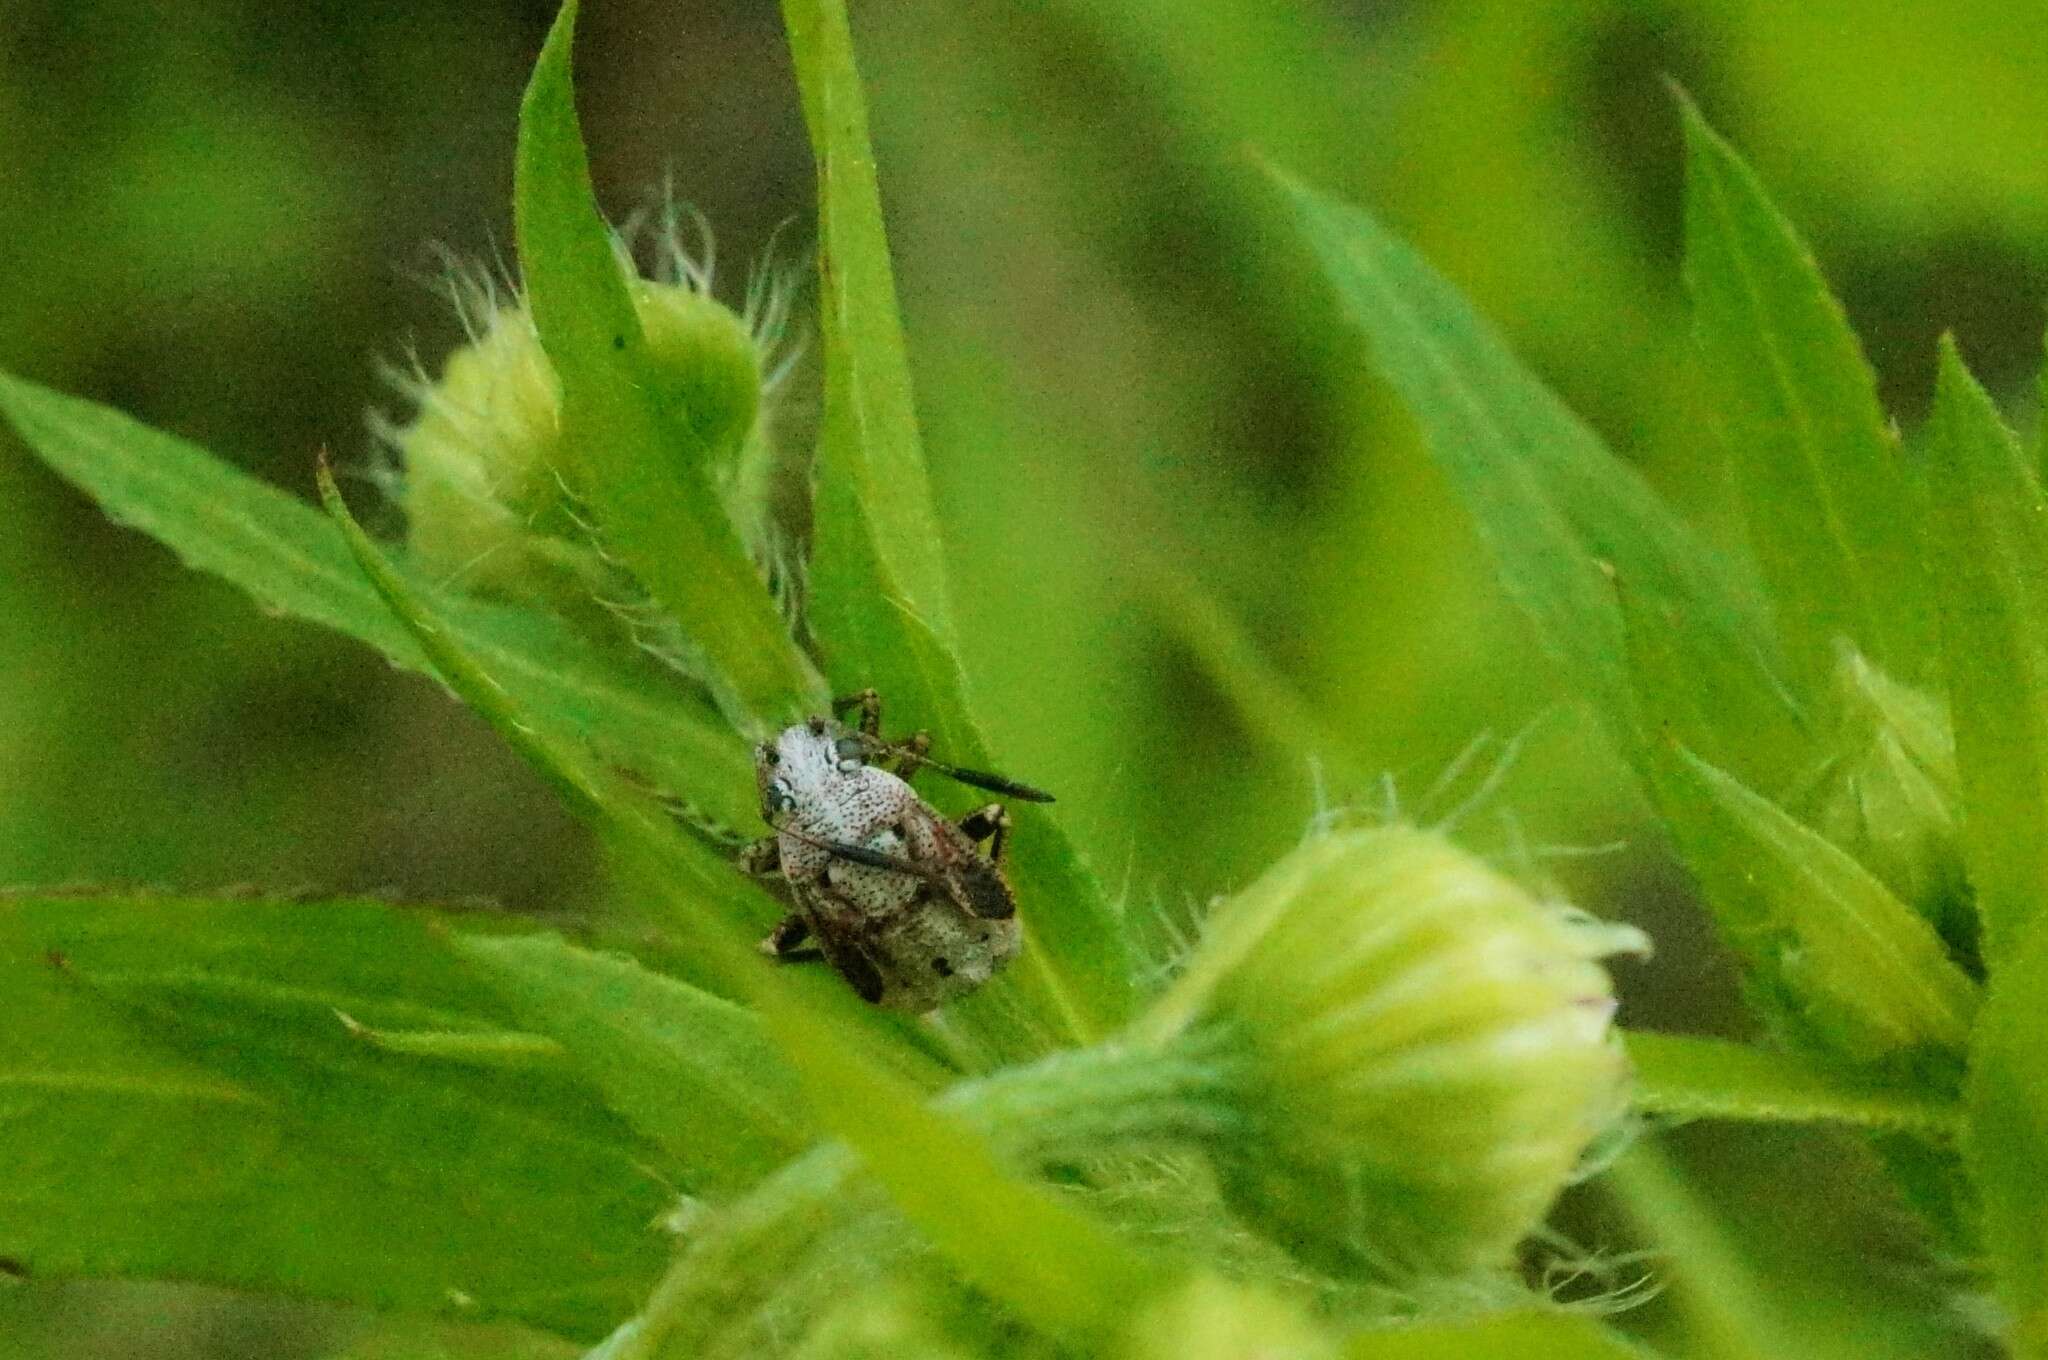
[1115,1274,1338,1360]
[1140,825,1646,1279]
[786,1274,1004,1360]
[1800,645,1971,952]
[386,258,773,606]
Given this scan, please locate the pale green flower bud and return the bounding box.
[385,250,780,607]
[1139,826,1647,1279]
[1114,1274,1338,1360]
[1800,644,1971,952]
[787,1272,1039,1360]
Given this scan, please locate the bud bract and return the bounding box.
[1801,645,1971,952]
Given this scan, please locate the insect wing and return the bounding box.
[794,882,889,1005]
[923,811,1017,920]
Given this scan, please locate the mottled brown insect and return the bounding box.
[737,689,1052,1011]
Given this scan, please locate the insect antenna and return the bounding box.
[772,823,942,881]
[865,738,1056,803]
[919,758,1057,804]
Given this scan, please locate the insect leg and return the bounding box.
[889,730,933,782]
[808,891,889,1004]
[737,836,783,877]
[956,803,1012,865]
[758,913,816,957]
[831,688,884,737]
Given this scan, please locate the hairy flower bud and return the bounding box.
[385,252,778,606]
[1801,644,1971,952]
[1115,1274,1338,1360]
[1140,825,1646,1278]
[786,1273,1029,1360]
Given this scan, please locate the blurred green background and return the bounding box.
[2,0,2039,1355]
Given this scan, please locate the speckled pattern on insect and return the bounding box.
[738,690,1053,1012]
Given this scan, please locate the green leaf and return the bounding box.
[323,463,951,1084]
[318,463,775,972]
[615,1007,1184,1357]
[606,1031,1233,1359]
[780,0,953,638]
[1625,1030,1961,1137]
[757,996,1175,1347]
[0,892,668,1339]
[1966,913,2048,1352]
[1678,97,1931,690]
[515,0,820,730]
[1271,165,1804,798]
[1650,745,1977,1063]
[456,934,811,1196]
[331,1013,568,1069]
[0,368,758,836]
[779,0,1130,1043]
[1610,565,1811,797]
[1922,336,2048,969]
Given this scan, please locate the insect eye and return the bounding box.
[833,736,865,766]
[757,744,780,765]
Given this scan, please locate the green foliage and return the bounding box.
[1279,89,2048,1360]
[10,3,2048,1359]
[758,998,1175,1348]
[1677,95,1933,692]
[1626,1032,1960,1137]
[0,892,668,1337]
[455,934,812,1195]
[1968,916,2048,1353]
[1269,163,1807,802]
[780,0,1130,1044]
[1922,339,2048,971]
[1648,745,1975,1063]
[0,370,758,833]
[515,0,821,730]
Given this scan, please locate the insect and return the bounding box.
[738,688,1053,1011]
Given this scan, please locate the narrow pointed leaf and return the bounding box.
[1611,568,1811,796]
[781,0,953,636]
[1273,165,1804,798]
[1923,337,2048,969]
[0,369,758,833]
[1679,98,1931,689]
[332,1018,567,1069]
[1965,914,2048,1348]
[1625,1031,1961,1137]
[328,474,983,1086]
[1651,745,1976,1061]
[516,0,820,729]
[759,995,1175,1345]
[456,933,812,1196]
[0,892,667,1338]
[322,465,951,1072]
[780,0,1129,1041]
[319,463,773,971]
